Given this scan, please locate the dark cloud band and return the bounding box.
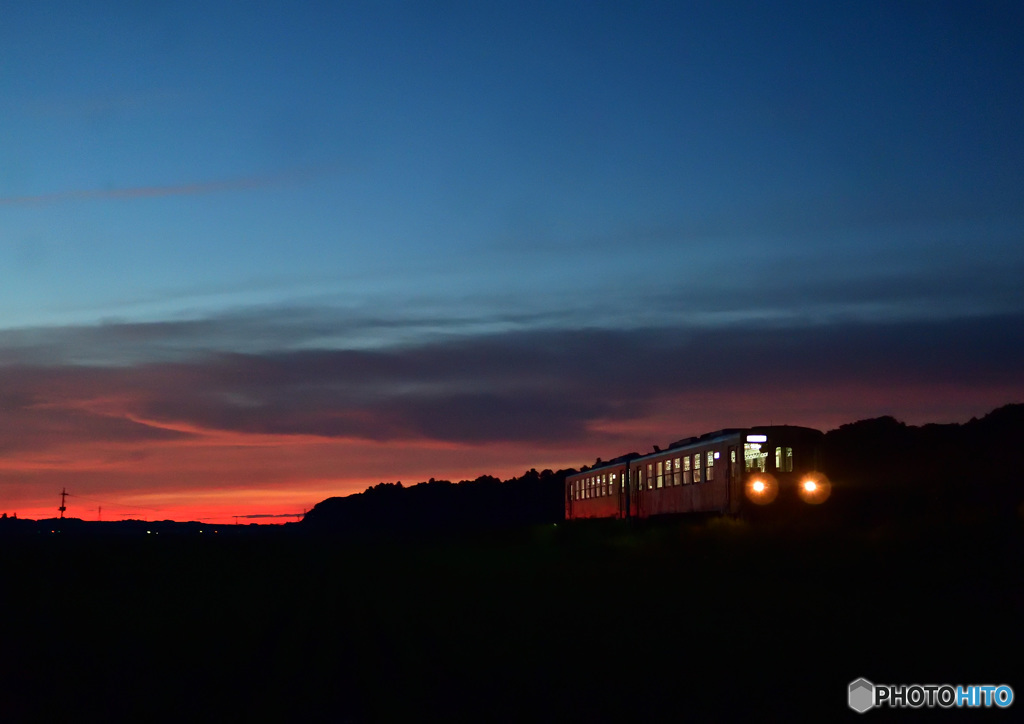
[1,313,1020,451]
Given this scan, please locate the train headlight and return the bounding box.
[745,473,778,504]
[798,473,831,504]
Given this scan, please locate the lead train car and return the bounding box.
[564,426,826,520]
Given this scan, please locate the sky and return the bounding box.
[2,1,1023,523]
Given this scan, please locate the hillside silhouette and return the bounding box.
[301,403,1024,535]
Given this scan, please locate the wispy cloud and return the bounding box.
[0,176,276,206]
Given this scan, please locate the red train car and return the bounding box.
[563,454,639,520]
[565,426,826,520]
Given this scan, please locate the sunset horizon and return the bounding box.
[3,2,1023,527]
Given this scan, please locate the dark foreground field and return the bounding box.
[2,510,1021,722]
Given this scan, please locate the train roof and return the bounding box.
[633,425,823,464]
[567,452,640,477]
[567,425,822,477]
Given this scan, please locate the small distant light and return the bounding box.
[752,480,765,493]
[803,480,817,492]
[147,530,151,534]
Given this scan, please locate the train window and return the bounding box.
[706,451,714,481]
[693,454,702,483]
[656,461,664,488]
[673,457,681,485]
[683,455,691,484]
[638,467,645,490]
[603,473,608,496]
[776,447,793,472]
[647,463,653,490]
[745,443,767,472]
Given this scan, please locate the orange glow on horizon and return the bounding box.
[3,381,1017,524]
[0,423,597,524]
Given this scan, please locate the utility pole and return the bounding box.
[98,505,102,522]
[59,488,68,519]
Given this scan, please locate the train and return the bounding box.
[565,425,828,520]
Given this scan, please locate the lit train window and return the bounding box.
[693,454,702,483]
[683,455,691,484]
[673,457,681,485]
[776,447,793,472]
[706,451,715,481]
[745,443,767,472]
[647,463,653,490]
[656,461,664,488]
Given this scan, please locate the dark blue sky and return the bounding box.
[1,1,1022,520]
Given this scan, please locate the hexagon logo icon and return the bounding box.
[849,678,875,713]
